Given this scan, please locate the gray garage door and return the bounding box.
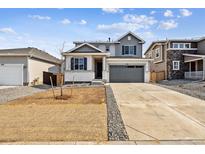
[110,65,144,83]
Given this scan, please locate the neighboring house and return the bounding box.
[62,31,152,83]
[0,47,61,86]
[144,38,205,80]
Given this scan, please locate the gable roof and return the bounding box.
[0,47,61,64]
[144,40,167,55]
[116,31,145,43]
[63,43,104,54]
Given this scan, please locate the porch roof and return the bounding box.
[183,53,205,63]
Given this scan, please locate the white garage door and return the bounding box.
[0,64,23,86]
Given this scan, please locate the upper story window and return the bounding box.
[148,52,152,58]
[106,46,110,52]
[172,43,191,49]
[185,43,191,48]
[71,57,87,70]
[155,48,160,58]
[128,36,131,40]
[122,45,136,55]
[173,61,180,70]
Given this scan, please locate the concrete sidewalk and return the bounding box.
[110,83,205,143]
[1,140,205,145]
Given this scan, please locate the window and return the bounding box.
[128,36,131,40]
[179,43,184,48]
[155,48,160,58]
[185,43,191,48]
[71,57,87,70]
[172,43,191,49]
[122,45,136,55]
[106,46,110,52]
[173,43,178,48]
[173,61,180,70]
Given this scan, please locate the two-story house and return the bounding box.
[62,32,152,83]
[145,38,205,81]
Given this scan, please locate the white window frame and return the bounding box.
[155,48,160,58]
[173,61,180,70]
[105,46,110,52]
[184,43,191,49]
[128,36,131,40]
[72,57,86,70]
[173,43,179,49]
[123,45,136,55]
[172,43,191,49]
[149,52,152,58]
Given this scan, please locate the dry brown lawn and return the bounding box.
[0,86,108,142]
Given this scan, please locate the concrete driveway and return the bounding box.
[110,83,205,144]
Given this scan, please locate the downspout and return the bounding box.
[203,58,205,80]
[164,40,169,80]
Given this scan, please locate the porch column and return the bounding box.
[203,58,205,80]
[189,62,191,78]
[195,61,198,71]
[103,56,106,71]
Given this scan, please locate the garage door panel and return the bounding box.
[0,64,23,86]
[110,65,144,83]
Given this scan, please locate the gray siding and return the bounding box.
[115,34,142,57]
[73,45,100,53]
[197,40,205,54]
[0,56,28,83]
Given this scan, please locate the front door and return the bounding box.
[95,61,102,79]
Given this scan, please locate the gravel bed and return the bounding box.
[157,80,205,101]
[0,86,47,104]
[105,85,129,141]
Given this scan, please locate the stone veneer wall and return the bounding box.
[167,50,197,79]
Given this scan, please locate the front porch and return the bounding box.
[183,53,205,80]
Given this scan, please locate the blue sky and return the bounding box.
[0,8,204,57]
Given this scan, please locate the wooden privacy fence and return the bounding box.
[43,72,64,86]
[150,71,165,82]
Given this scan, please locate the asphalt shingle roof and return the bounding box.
[0,47,61,64]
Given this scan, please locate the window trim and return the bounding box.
[172,43,191,49]
[184,43,191,48]
[106,47,110,52]
[148,52,152,58]
[122,45,136,55]
[172,61,180,70]
[155,48,160,58]
[71,57,87,71]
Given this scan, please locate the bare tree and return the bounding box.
[59,41,66,97]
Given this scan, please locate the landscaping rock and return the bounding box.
[105,85,129,141]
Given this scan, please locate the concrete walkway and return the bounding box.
[110,83,205,143]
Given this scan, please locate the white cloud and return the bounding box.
[0,36,6,41]
[164,10,174,17]
[159,20,178,30]
[79,19,87,25]
[61,18,71,25]
[123,14,158,28]
[150,11,156,15]
[180,9,192,17]
[97,14,157,33]
[102,8,123,14]
[0,27,17,34]
[141,31,155,39]
[97,22,144,33]
[28,15,51,20]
